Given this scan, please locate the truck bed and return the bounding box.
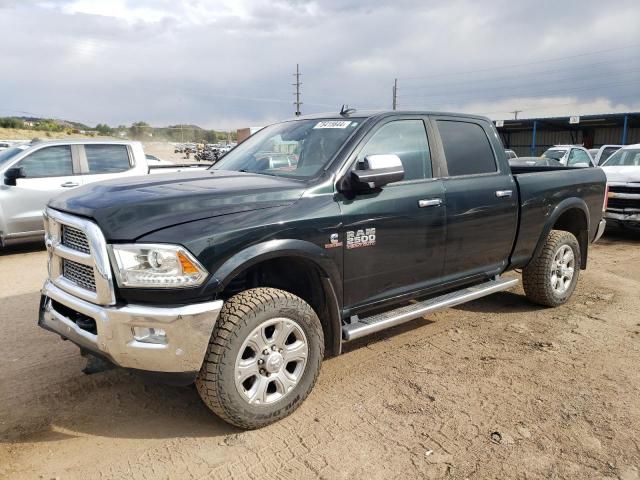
[509,166,607,269]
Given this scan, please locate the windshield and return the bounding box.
[212,118,363,179]
[602,148,640,167]
[0,147,25,168]
[542,149,565,160]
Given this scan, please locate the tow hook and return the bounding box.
[81,350,114,375]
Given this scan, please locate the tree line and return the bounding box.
[0,117,236,143]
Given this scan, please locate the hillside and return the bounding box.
[0,127,111,141]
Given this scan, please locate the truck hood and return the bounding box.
[601,166,640,183]
[49,170,307,240]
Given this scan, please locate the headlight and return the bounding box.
[109,244,208,288]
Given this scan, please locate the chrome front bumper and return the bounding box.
[605,211,640,225]
[593,218,607,243]
[39,280,223,373]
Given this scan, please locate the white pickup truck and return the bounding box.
[0,139,208,246]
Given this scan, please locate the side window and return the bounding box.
[85,144,132,174]
[568,149,591,166]
[437,120,497,176]
[16,146,73,178]
[356,120,431,181]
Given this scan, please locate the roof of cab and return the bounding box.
[288,109,492,123]
[24,139,142,148]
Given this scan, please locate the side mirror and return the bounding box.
[350,154,404,190]
[4,167,25,186]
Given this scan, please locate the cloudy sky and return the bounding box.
[1,0,639,129]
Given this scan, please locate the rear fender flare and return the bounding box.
[530,197,590,269]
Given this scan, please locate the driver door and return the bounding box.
[338,118,446,312]
[4,145,82,237]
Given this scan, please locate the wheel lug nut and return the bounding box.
[271,345,277,351]
[258,359,264,365]
[259,368,266,375]
[263,349,269,355]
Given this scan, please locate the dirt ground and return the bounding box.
[1,230,639,480]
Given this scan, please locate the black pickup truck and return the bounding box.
[39,110,607,429]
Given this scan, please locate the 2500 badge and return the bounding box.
[346,228,376,249]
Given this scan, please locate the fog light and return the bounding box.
[132,327,167,344]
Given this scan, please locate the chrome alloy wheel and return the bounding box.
[550,244,575,294]
[234,317,308,405]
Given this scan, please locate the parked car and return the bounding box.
[509,157,563,167]
[38,111,606,429]
[542,145,594,167]
[0,140,208,246]
[591,145,622,166]
[0,142,11,151]
[600,144,640,230]
[505,149,518,159]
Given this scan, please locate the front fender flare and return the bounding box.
[210,239,343,355]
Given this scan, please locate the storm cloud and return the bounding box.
[1,0,638,128]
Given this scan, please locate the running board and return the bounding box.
[342,276,519,342]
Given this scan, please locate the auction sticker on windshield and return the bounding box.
[314,121,352,129]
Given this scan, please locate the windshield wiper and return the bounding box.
[238,169,277,177]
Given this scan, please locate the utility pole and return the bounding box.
[511,110,522,120]
[293,64,302,116]
[392,78,398,110]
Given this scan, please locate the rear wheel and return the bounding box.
[196,288,324,429]
[523,230,581,307]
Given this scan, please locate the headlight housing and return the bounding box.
[109,244,208,288]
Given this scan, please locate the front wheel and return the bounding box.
[523,230,581,307]
[196,288,324,429]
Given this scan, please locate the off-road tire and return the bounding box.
[196,288,324,429]
[523,230,581,307]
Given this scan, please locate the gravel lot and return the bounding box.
[1,230,639,479]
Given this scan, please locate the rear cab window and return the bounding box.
[436,120,497,176]
[542,149,566,161]
[84,144,132,174]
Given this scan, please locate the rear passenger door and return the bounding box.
[432,117,518,282]
[79,144,135,183]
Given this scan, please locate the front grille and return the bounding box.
[62,225,91,254]
[608,198,640,211]
[45,208,114,305]
[62,259,96,292]
[609,185,640,195]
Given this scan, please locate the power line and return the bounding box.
[400,59,640,92]
[399,92,640,118]
[397,79,640,104]
[401,42,640,81]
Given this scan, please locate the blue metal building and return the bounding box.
[495,112,639,157]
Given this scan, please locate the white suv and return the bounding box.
[542,145,594,167]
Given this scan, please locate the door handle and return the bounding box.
[495,190,513,198]
[418,198,442,208]
[60,182,79,188]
